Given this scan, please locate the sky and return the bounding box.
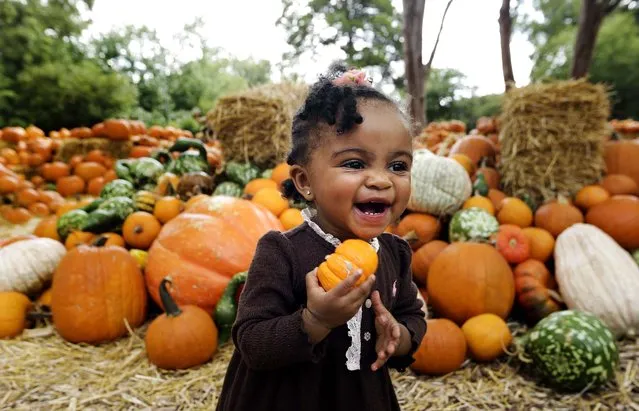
[84,0,537,96]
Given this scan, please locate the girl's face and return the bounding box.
[292,101,413,241]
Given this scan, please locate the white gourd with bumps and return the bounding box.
[0,237,67,295]
[407,149,472,216]
[554,223,639,338]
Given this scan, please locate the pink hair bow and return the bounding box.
[332,69,372,87]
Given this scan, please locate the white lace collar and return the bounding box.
[301,207,380,252]
[301,206,379,371]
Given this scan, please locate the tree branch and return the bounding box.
[604,0,623,14]
[423,0,454,78]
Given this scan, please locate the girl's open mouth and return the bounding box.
[354,202,390,216]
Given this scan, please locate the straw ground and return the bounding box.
[1,321,637,410]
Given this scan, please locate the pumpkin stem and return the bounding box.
[547,289,564,304]
[134,225,144,235]
[92,235,109,247]
[401,230,419,247]
[159,277,182,317]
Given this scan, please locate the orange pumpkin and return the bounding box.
[449,136,497,165]
[0,175,19,194]
[145,196,283,313]
[585,195,639,249]
[56,175,85,197]
[65,231,96,250]
[50,237,148,343]
[317,239,378,291]
[427,242,515,325]
[487,189,506,210]
[513,259,562,324]
[279,207,304,230]
[604,137,639,186]
[270,163,291,187]
[411,240,448,286]
[74,161,107,182]
[243,178,278,197]
[574,184,610,210]
[33,215,60,241]
[2,207,31,224]
[153,196,184,224]
[492,224,530,264]
[450,153,475,175]
[251,187,289,217]
[475,161,500,190]
[410,318,467,375]
[461,313,512,362]
[599,174,638,196]
[103,119,131,140]
[122,212,162,249]
[395,213,441,250]
[462,195,495,215]
[145,277,218,370]
[0,291,33,338]
[534,196,583,238]
[521,227,555,262]
[497,197,533,228]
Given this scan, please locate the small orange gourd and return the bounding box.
[0,291,33,338]
[317,239,378,291]
[462,313,513,362]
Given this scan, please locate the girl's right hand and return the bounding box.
[305,268,376,329]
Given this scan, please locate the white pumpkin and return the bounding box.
[0,237,66,295]
[407,149,472,216]
[554,223,639,338]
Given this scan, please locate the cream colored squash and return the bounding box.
[554,223,639,338]
[0,238,66,295]
[407,149,472,216]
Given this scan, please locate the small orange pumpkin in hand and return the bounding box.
[317,239,378,291]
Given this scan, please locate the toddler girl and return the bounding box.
[216,63,426,411]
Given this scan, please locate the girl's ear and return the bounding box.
[290,165,314,201]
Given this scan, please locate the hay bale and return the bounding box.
[206,82,309,169]
[498,79,610,204]
[54,138,132,162]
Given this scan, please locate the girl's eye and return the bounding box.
[389,161,409,172]
[341,160,365,169]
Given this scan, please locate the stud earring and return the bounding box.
[306,190,311,196]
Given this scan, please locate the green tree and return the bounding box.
[518,0,639,118]
[0,0,138,130]
[276,0,403,83]
[424,68,502,128]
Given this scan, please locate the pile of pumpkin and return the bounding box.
[390,124,639,392]
[0,150,313,370]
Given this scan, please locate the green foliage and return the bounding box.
[518,0,639,118]
[425,69,503,129]
[15,60,138,130]
[276,0,402,82]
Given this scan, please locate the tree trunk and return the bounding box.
[402,0,426,133]
[423,0,453,125]
[571,0,621,78]
[499,0,515,91]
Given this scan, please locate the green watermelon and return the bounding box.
[225,161,260,186]
[214,181,243,197]
[56,209,89,240]
[632,249,639,265]
[449,207,499,242]
[98,196,136,220]
[100,179,136,199]
[521,310,619,392]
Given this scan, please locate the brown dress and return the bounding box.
[216,221,427,411]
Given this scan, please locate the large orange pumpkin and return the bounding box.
[50,238,148,344]
[604,137,639,186]
[427,242,515,325]
[145,196,283,313]
[448,135,497,165]
[585,195,639,249]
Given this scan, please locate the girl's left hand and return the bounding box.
[370,290,401,372]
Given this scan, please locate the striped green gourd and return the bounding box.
[521,310,619,392]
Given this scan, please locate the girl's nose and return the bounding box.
[365,171,392,190]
